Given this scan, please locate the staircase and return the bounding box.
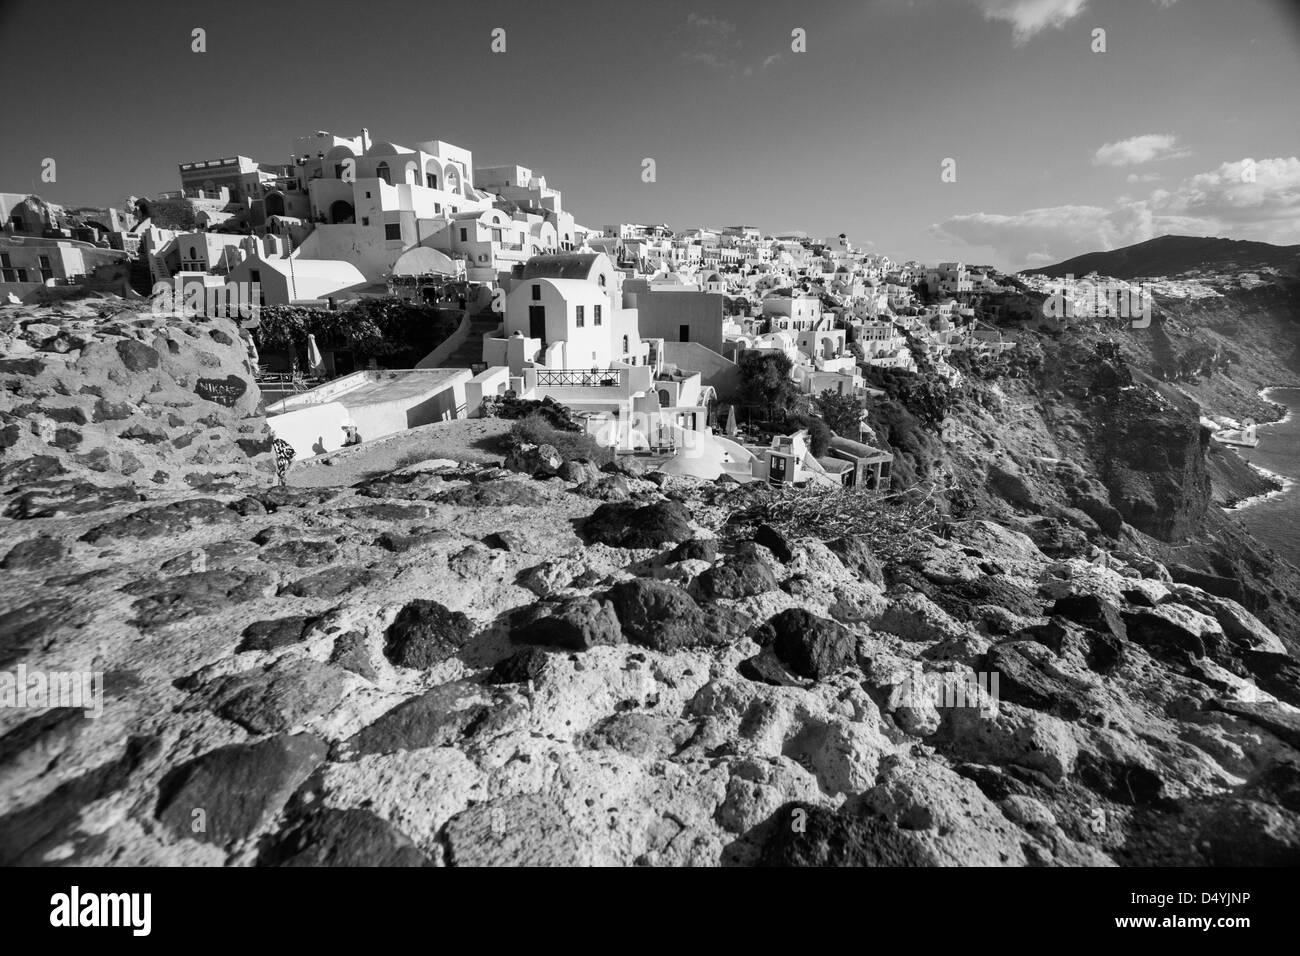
[435,311,502,369]
[150,252,172,283]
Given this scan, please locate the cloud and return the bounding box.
[1093,133,1192,167]
[969,0,1088,43]
[762,53,782,69]
[1126,172,1163,184]
[680,13,742,70]
[929,157,1300,268]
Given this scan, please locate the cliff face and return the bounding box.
[1090,366,1211,543]
[925,281,1300,646]
[0,302,276,497]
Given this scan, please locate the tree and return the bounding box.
[254,297,459,368]
[737,350,799,422]
[813,389,866,438]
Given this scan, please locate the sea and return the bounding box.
[1231,386,1300,567]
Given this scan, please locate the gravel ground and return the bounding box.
[289,418,513,487]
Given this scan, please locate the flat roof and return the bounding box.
[336,368,470,406]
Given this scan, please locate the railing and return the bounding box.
[535,368,625,388]
[255,370,325,392]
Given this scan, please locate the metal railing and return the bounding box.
[534,368,625,388]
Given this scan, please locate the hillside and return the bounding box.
[3,301,1300,867]
[1023,235,1300,281]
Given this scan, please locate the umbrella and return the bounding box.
[306,333,323,373]
[725,404,738,438]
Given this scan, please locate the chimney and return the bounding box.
[360,128,371,153]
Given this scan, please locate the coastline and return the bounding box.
[1223,384,1300,513]
[1258,385,1297,426]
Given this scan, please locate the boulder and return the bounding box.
[384,600,475,669]
[583,500,693,549]
[752,608,857,681]
[510,596,623,650]
[154,734,326,846]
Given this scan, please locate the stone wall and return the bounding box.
[0,303,276,491]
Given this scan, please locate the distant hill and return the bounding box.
[1022,235,1300,280]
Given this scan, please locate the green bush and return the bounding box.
[482,394,582,431]
[508,412,613,465]
[254,297,459,368]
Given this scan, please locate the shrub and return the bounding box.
[254,297,459,368]
[481,394,581,431]
[813,389,867,438]
[507,412,613,465]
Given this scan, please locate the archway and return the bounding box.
[264,192,285,217]
[329,200,355,224]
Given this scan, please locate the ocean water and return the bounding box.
[1232,386,1300,567]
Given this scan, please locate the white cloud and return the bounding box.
[1093,133,1192,167]
[762,53,782,69]
[969,0,1088,44]
[930,157,1300,268]
[1126,172,1163,184]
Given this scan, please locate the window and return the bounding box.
[189,246,197,260]
[38,255,53,281]
[598,274,606,287]
[491,227,503,243]
[385,223,401,240]
[434,203,441,214]
[376,162,391,185]
[1,253,16,283]
[679,325,690,342]
[459,228,467,242]
[250,269,261,283]
[575,305,585,327]
[361,216,370,227]
[365,191,371,199]
[426,173,438,189]
[622,335,629,354]
[594,305,602,325]
[531,284,541,301]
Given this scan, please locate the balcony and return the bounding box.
[535,368,625,388]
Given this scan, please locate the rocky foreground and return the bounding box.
[3,301,1300,867]
[2,447,1300,866]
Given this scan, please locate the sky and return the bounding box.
[1,0,1298,271]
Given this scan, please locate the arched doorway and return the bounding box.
[264,192,285,217]
[328,200,355,224]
